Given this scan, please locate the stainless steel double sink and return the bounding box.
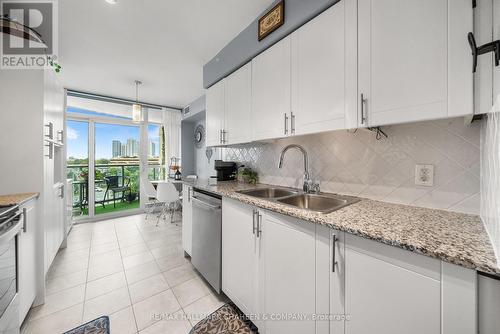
[237,187,359,214]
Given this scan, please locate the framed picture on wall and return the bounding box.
[258,1,285,41]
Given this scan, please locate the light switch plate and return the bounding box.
[415,164,434,186]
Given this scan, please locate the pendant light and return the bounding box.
[132,80,142,123]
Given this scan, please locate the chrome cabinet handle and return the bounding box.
[59,184,65,199]
[57,130,64,144]
[219,130,223,144]
[44,122,53,139]
[187,187,192,202]
[222,130,227,144]
[45,142,53,159]
[284,113,289,135]
[252,209,257,235]
[332,234,338,272]
[291,112,295,135]
[360,93,367,125]
[22,208,27,233]
[257,213,262,237]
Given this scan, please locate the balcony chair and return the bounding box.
[101,176,131,208]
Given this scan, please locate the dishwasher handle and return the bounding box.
[192,197,221,211]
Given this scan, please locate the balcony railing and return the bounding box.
[67,163,164,215]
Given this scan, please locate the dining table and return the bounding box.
[150,179,183,193]
[71,179,105,211]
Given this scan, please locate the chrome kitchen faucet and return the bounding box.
[278,144,320,193]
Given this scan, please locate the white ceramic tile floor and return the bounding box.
[22,213,227,334]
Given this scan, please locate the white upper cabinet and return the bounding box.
[252,36,292,141]
[358,0,472,127]
[206,79,225,146]
[206,0,473,143]
[206,62,252,146]
[225,63,252,145]
[291,1,358,135]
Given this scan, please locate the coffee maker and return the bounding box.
[214,160,237,181]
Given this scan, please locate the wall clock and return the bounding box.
[194,124,205,149]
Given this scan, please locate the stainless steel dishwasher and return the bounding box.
[191,189,222,293]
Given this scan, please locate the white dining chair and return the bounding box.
[141,175,158,221]
[156,182,181,226]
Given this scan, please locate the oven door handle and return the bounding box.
[0,212,23,244]
[191,197,221,211]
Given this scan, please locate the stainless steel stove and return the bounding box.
[0,204,22,334]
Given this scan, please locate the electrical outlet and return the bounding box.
[415,164,434,187]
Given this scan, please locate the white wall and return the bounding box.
[224,118,481,214]
[481,109,500,262]
[495,0,500,101]
[480,0,500,263]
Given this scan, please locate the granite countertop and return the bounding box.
[183,179,499,275]
[0,193,39,206]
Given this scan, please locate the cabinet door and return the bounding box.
[260,212,316,334]
[291,2,354,135]
[358,0,449,126]
[206,80,225,146]
[225,62,252,145]
[181,185,193,255]
[316,226,345,334]
[344,235,441,334]
[19,199,38,323]
[252,36,291,141]
[222,198,258,316]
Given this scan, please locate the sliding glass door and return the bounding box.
[66,120,89,218]
[94,122,141,215]
[65,96,166,222]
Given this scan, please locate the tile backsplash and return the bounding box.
[223,118,481,215]
[481,108,500,261]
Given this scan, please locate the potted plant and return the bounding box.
[238,167,259,185]
[127,180,139,202]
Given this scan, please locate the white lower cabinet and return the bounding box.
[222,198,259,316]
[222,199,317,334]
[316,226,345,334]
[344,234,441,334]
[182,184,193,255]
[259,212,316,334]
[222,200,477,334]
[19,198,38,323]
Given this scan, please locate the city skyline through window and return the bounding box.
[66,104,164,220]
[67,122,161,161]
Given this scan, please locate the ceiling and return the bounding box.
[58,0,273,108]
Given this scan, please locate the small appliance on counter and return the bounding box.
[214,160,237,181]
